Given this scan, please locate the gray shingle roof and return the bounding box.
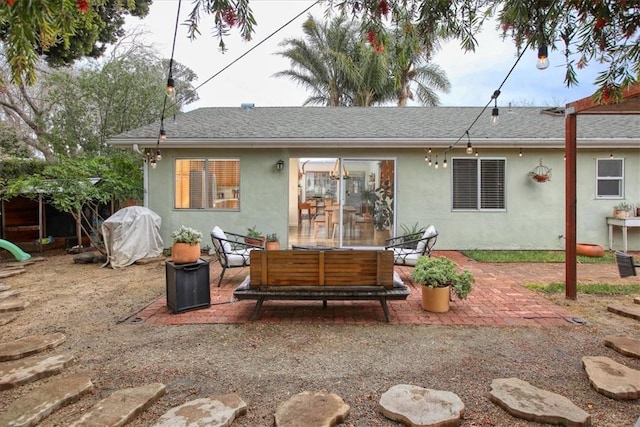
[109,106,640,148]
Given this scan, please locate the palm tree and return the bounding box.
[274,15,357,106]
[275,15,450,107]
[388,15,451,107]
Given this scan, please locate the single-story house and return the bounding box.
[108,106,640,251]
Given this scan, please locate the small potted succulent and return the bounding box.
[265,233,280,250]
[411,255,474,313]
[613,202,632,219]
[171,225,203,264]
[246,226,265,246]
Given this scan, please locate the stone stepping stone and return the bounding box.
[70,382,166,426]
[153,394,247,427]
[608,304,640,321]
[275,391,350,427]
[583,356,640,400]
[0,312,18,326]
[490,378,591,426]
[0,373,93,427]
[0,332,67,361]
[0,268,25,278]
[0,353,74,390]
[0,298,29,313]
[379,384,465,427]
[605,335,640,358]
[0,289,20,300]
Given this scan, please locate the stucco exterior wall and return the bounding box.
[145,146,640,251]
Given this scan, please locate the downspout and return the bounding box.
[133,144,149,208]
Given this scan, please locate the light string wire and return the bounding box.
[160,0,183,127]
[442,0,559,158]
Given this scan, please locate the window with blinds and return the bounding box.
[175,159,240,210]
[452,157,505,210]
[596,158,624,199]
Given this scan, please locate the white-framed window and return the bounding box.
[596,158,624,199]
[452,157,506,210]
[174,158,240,210]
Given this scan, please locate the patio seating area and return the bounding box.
[130,251,616,326]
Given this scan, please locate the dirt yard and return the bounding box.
[1,251,640,426]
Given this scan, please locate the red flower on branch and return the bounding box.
[6,0,14,5]
[222,7,236,27]
[367,29,377,45]
[77,0,89,13]
[378,0,389,17]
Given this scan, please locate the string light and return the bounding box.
[434,155,439,169]
[537,45,549,70]
[465,131,473,154]
[519,148,523,157]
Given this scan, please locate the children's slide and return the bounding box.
[0,239,31,261]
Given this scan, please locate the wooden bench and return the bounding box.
[233,250,410,322]
[615,251,640,277]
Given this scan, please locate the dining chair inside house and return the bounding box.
[331,207,354,240]
[298,202,311,224]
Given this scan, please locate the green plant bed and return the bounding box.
[525,282,640,295]
[462,250,614,264]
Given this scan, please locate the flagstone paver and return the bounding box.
[275,391,350,427]
[0,289,19,299]
[0,312,18,325]
[0,298,29,313]
[0,332,67,361]
[604,335,640,358]
[607,304,640,321]
[70,382,166,427]
[379,384,465,427]
[0,268,25,278]
[0,373,93,427]
[582,356,640,400]
[0,353,74,390]
[489,378,591,426]
[153,394,247,427]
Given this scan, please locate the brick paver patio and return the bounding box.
[133,251,638,326]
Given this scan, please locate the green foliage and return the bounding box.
[0,0,152,85]
[247,226,262,238]
[614,202,632,211]
[0,159,46,182]
[525,282,640,295]
[463,250,615,264]
[399,222,425,242]
[266,233,279,242]
[171,225,203,244]
[411,255,474,299]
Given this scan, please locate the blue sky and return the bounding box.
[125,0,606,111]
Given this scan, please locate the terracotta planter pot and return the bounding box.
[613,209,631,219]
[576,243,605,258]
[421,285,451,313]
[171,242,201,264]
[265,241,280,250]
[246,237,265,247]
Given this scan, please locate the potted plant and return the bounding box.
[613,202,632,219]
[411,255,475,313]
[372,185,393,245]
[171,225,203,264]
[246,226,265,246]
[399,222,426,248]
[265,233,280,250]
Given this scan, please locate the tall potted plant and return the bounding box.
[411,256,474,313]
[372,185,393,245]
[171,225,203,264]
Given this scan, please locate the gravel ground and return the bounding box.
[1,252,640,426]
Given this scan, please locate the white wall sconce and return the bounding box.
[275,160,285,171]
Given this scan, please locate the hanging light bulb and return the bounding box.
[610,152,614,159]
[475,148,479,157]
[434,155,438,169]
[443,156,448,168]
[159,127,166,142]
[156,149,162,161]
[519,148,523,157]
[491,106,499,125]
[150,158,157,169]
[428,157,432,166]
[465,132,473,154]
[166,77,175,96]
[536,45,549,70]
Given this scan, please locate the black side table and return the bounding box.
[165,259,210,313]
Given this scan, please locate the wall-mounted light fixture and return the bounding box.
[275,160,285,171]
